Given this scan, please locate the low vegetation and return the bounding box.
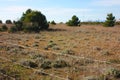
[0,9,120,80]
[66,15,80,26]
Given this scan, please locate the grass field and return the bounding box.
[0,24,120,80]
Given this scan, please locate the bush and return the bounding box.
[105,68,120,78]
[6,20,12,24]
[52,59,68,68]
[9,26,17,33]
[1,25,8,31]
[20,60,38,68]
[14,21,23,31]
[104,13,115,27]
[51,20,56,25]
[21,9,49,31]
[23,25,40,33]
[61,49,75,55]
[40,60,52,69]
[0,20,2,24]
[66,15,80,26]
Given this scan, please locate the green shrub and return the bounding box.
[47,42,57,48]
[23,25,40,33]
[0,28,2,31]
[0,20,2,24]
[40,60,52,69]
[66,15,80,26]
[6,20,12,24]
[20,60,38,68]
[61,49,75,55]
[21,9,49,31]
[9,26,17,33]
[51,20,56,25]
[1,25,8,31]
[52,59,68,68]
[104,13,115,27]
[105,68,120,78]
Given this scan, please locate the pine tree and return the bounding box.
[66,15,80,26]
[104,13,115,27]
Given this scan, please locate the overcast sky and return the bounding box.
[0,0,120,22]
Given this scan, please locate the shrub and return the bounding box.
[0,28,2,31]
[40,60,52,69]
[20,60,38,68]
[52,46,60,50]
[105,68,120,78]
[51,20,56,25]
[61,49,75,55]
[104,13,116,27]
[47,42,57,48]
[0,20,2,24]
[14,21,23,31]
[23,25,40,33]
[52,59,68,68]
[6,20,12,24]
[9,26,17,33]
[66,15,80,26]
[1,25,8,31]
[21,9,49,31]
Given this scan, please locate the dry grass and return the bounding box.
[0,24,120,80]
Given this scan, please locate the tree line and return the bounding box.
[0,9,118,33]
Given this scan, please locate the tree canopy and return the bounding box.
[20,9,49,31]
[66,15,80,26]
[104,13,115,27]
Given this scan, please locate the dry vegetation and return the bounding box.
[0,24,120,80]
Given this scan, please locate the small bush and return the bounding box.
[52,59,68,68]
[66,15,80,26]
[51,20,56,25]
[47,42,57,48]
[6,20,12,24]
[40,60,52,69]
[20,60,38,68]
[100,50,110,55]
[61,49,75,55]
[9,26,17,33]
[31,54,46,59]
[105,68,120,78]
[0,20,2,24]
[1,25,8,31]
[52,46,60,50]
[23,25,40,33]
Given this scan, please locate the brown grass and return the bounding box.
[0,24,120,80]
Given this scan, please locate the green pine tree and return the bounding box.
[104,13,116,27]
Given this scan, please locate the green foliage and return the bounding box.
[23,25,40,33]
[66,15,80,26]
[104,13,116,27]
[1,25,8,31]
[52,59,68,68]
[20,60,38,68]
[20,9,49,32]
[40,60,52,69]
[51,20,56,25]
[105,68,120,78]
[9,26,18,33]
[81,21,103,25]
[0,20,2,24]
[6,20,12,24]
[14,21,23,31]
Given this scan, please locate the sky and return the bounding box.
[0,0,120,23]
